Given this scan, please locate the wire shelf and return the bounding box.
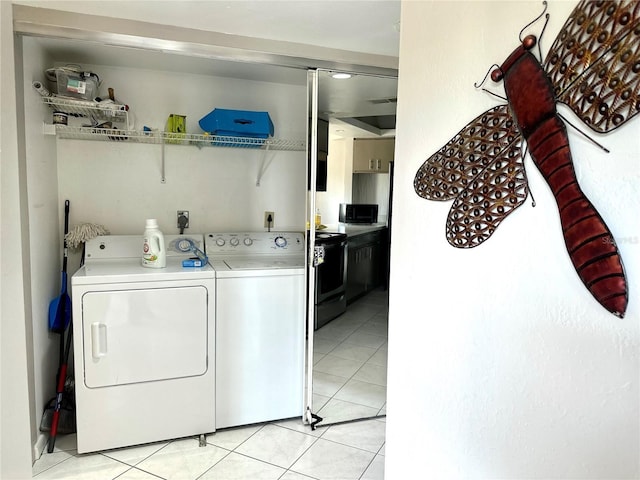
[43,96,129,124]
[49,125,306,151]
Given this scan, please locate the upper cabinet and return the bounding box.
[352,137,395,173]
[309,118,329,192]
[316,119,329,191]
[317,118,329,154]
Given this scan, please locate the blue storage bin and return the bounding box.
[199,108,274,139]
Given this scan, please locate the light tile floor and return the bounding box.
[32,290,388,480]
[313,288,388,425]
[32,416,385,479]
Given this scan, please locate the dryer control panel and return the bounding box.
[85,235,205,260]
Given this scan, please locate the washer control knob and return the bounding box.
[177,239,193,252]
[215,238,225,247]
[244,238,253,246]
[230,237,240,247]
[274,236,287,248]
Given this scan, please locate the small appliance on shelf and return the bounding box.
[45,65,100,101]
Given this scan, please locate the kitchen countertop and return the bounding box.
[320,223,388,238]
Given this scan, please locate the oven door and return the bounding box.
[315,238,347,329]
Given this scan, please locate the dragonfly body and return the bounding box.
[496,37,628,317]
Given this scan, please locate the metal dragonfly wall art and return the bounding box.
[414,0,639,318]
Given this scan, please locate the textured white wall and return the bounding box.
[22,37,60,447]
[1,4,37,476]
[387,1,639,478]
[316,137,350,226]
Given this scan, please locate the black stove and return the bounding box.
[311,231,347,329]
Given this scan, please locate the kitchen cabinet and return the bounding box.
[309,118,329,191]
[317,118,329,153]
[352,137,394,173]
[346,228,388,303]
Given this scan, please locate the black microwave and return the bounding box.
[339,204,379,224]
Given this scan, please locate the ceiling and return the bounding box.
[21,0,400,138]
[317,70,398,137]
[16,1,401,57]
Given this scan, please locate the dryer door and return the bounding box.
[81,286,208,388]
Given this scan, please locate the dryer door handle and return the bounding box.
[91,322,108,359]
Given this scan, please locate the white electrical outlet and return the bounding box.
[264,211,275,228]
[177,210,189,229]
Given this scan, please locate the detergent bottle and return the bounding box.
[142,219,166,268]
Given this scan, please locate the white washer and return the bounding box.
[71,234,215,453]
[206,231,305,429]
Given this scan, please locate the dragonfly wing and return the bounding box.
[545,0,640,133]
[446,135,527,248]
[414,105,518,201]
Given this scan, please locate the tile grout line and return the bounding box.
[357,452,379,480]
[199,422,323,479]
[196,422,319,480]
[281,420,383,480]
[212,430,323,479]
[32,452,76,478]
[103,437,173,469]
[317,434,386,457]
[113,464,168,480]
[281,428,325,480]
[192,448,234,480]
[108,437,196,480]
[317,302,387,363]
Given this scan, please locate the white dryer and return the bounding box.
[206,231,305,429]
[71,234,215,453]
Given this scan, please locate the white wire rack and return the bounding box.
[42,97,307,183]
[43,96,130,126]
[46,125,306,151]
